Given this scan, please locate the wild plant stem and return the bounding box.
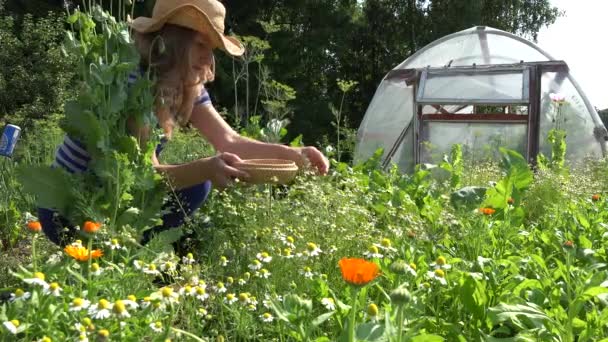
[348,288,358,342]
[396,305,405,342]
[31,235,37,272]
[87,237,93,293]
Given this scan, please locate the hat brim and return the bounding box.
[129,4,244,57]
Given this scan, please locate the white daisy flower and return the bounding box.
[122,297,139,310]
[430,256,452,270]
[260,312,274,322]
[301,266,314,279]
[214,282,227,294]
[238,293,251,306]
[111,300,131,319]
[321,297,336,311]
[427,269,448,286]
[305,242,322,257]
[280,235,296,248]
[256,252,272,263]
[224,293,238,305]
[195,286,209,301]
[9,289,30,302]
[76,333,89,342]
[43,282,63,297]
[248,259,263,270]
[152,287,179,304]
[179,285,196,297]
[182,253,196,265]
[88,299,113,319]
[104,238,124,250]
[363,245,384,259]
[3,320,20,334]
[237,278,247,286]
[133,260,144,270]
[282,248,294,258]
[143,263,161,276]
[23,272,49,288]
[159,261,176,272]
[219,255,229,267]
[150,321,163,333]
[69,297,91,312]
[257,269,271,279]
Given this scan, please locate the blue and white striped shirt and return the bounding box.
[54,70,212,173]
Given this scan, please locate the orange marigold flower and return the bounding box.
[338,258,380,286]
[563,240,574,249]
[64,245,103,262]
[592,194,601,202]
[27,221,42,232]
[507,197,514,205]
[83,221,102,234]
[479,207,496,215]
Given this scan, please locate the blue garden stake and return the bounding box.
[0,124,21,158]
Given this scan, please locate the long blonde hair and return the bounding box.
[134,24,215,138]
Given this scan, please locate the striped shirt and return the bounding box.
[54,70,212,173]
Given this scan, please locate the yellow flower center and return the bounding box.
[14,289,24,297]
[263,312,272,319]
[143,296,151,302]
[436,256,447,266]
[244,272,251,280]
[217,282,225,288]
[91,263,100,272]
[381,238,392,248]
[367,303,379,316]
[83,318,92,326]
[41,337,52,342]
[261,268,269,274]
[304,266,312,272]
[239,293,249,302]
[111,238,119,245]
[10,319,19,327]
[98,299,111,310]
[226,276,234,284]
[153,302,162,309]
[187,253,194,259]
[127,295,136,302]
[423,282,431,289]
[306,242,317,251]
[79,334,87,341]
[368,245,379,254]
[164,262,173,269]
[98,329,110,337]
[161,287,173,298]
[284,248,292,256]
[184,285,192,293]
[113,300,126,314]
[154,321,163,329]
[196,287,206,295]
[287,236,295,243]
[434,269,445,278]
[409,263,417,270]
[220,256,227,262]
[73,298,84,307]
[34,272,45,281]
[226,293,235,301]
[261,252,269,258]
[49,282,59,291]
[149,264,157,271]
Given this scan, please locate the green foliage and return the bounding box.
[0,3,75,130]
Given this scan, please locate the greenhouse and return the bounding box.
[355,26,607,171]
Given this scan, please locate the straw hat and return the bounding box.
[129,0,245,56]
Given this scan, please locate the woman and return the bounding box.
[40,0,329,246]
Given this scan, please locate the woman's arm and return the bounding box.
[190,104,329,174]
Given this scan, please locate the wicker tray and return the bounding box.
[234,159,299,184]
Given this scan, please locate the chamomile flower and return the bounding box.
[430,256,451,270]
[122,297,139,310]
[88,299,113,319]
[305,242,322,257]
[112,300,130,319]
[43,282,63,297]
[133,260,144,270]
[90,263,103,276]
[196,308,208,317]
[237,278,247,286]
[182,253,196,265]
[70,297,91,312]
[238,292,251,305]
[257,268,271,279]
[9,288,30,302]
[256,252,272,263]
[224,293,237,305]
[153,287,179,304]
[140,296,152,309]
[282,248,294,258]
[150,321,163,333]
[321,297,336,311]
[143,263,161,276]
[179,285,196,297]
[76,333,89,342]
[23,272,49,288]
[301,266,314,279]
[159,261,176,273]
[3,319,20,334]
[214,282,227,294]
[248,259,263,270]
[219,255,229,267]
[363,245,384,259]
[375,238,398,253]
[195,286,209,301]
[260,312,274,322]
[427,269,448,286]
[104,238,123,250]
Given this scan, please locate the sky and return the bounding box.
[536,0,608,110]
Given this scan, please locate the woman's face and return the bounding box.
[190,32,213,74]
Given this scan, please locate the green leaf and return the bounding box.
[488,302,550,330]
[17,166,72,213]
[460,273,487,320]
[356,322,386,341]
[410,334,444,342]
[312,311,335,327]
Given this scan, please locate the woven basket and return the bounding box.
[234,159,299,184]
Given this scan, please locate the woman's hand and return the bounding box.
[206,152,250,188]
[293,146,330,175]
